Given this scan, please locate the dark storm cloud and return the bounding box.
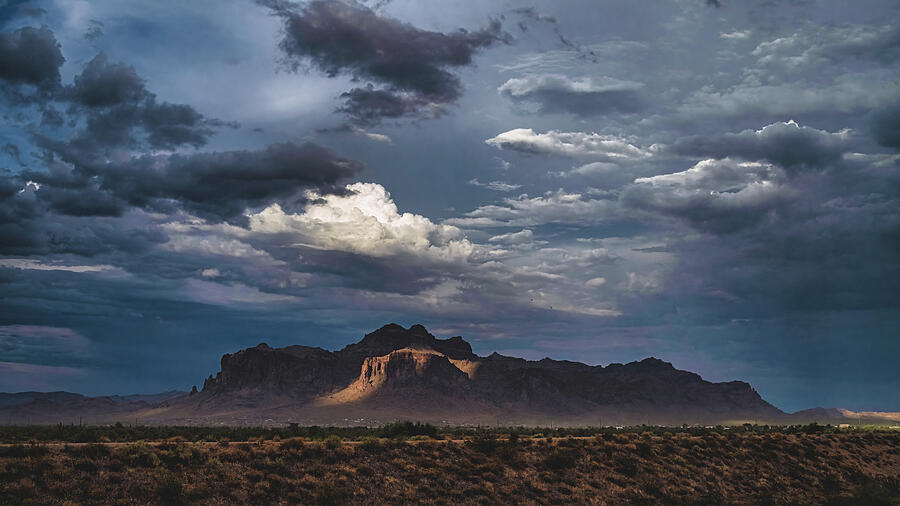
[65,53,147,108]
[0,26,64,90]
[259,0,507,124]
[56,54,217,150]
[668,121,851,172]
[621,147,900,316]
[871,103,900,149]
[336,85,428,124]
[498,74,645,117]
[662,189,900,318]
[29,140,364,221]
[0,25,366,261]
[0,199,168,257]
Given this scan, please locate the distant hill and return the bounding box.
[1,324,896,426]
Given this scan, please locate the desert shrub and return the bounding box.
[246,469,264,483]
[123,441,160,467]
[315,481,350,505]
[467,432,500,455]
[849,479,896,506]
[324,434,342,450]
[822,473,842,496]
[357,437,382,453]
[543,449,578,471]
[624,488,656,506]
[496,442,521,465]
[696,488,725,505]
[73,458,98,472]
[635,441,654,458]
[614,454,639,477]
[281,437,305,451]
[155,469,184,504]
[159,443,195,467]
[0,444,27,458]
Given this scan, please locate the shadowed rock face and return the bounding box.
[189,323,785,424]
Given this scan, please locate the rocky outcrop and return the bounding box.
[200,343,356,402]
[320,348,471,406]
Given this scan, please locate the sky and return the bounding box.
[0,0,898,412]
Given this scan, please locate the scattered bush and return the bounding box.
[467,432,500,455]
[543,449,578,471]
[123,441,161,467]
[281,437,305,451]
[315,481,350,505]
[324,434,342,450]
[155,469,184,504]
[614,454,639,477]
[0,426,896,504]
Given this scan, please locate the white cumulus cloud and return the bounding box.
[486,128,651,160]
[249,182,477,263]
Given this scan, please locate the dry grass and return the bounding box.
[0,431,898,504]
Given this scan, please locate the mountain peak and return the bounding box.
[408,324,429,334]
[342,324,475,360]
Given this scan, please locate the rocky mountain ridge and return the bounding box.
[2,324,896,426]
[187,323,783,425]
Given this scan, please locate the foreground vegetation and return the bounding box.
[0,421,893,444]
[0,424,898,504]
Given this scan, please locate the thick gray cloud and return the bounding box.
[0,24,367,264]
[65,53,148,108]
[872,103,900,149]
[259,0,506,124]
[498,74,645,116]
[55,54,218,150]
[622,159,789,234]
[752,24,900,69]
[668,121,851,172]
[0,26,63,90]
[336,85,429,124]
[27,140,364,221]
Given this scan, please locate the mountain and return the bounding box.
[0,390,187,425]
[2,324,894,426]
[153,323,787,425]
